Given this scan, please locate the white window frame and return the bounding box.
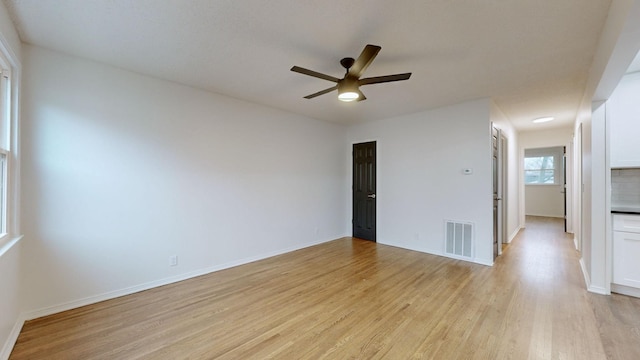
[0,150,7,236]
[0,42,19,245]
[0,64,9,239]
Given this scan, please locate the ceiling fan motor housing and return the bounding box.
[338,77,359,92]
[340,57,355,71]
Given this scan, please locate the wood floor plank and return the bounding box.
[10,216,640,359]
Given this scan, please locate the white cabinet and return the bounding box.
[608,72,640,168]
[613,231,640,288]
[613,215,640,293]
[613,213,640,232]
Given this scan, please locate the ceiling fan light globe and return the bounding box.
[338,91,359,102]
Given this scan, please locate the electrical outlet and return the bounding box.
[169,255,178,267]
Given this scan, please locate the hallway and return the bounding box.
[512,216,640,360]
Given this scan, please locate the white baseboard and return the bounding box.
[428,251,492,267]
[21,237,337,322]
[0,314,26,360]
[611,283,640,298]
[506,226,523,244]
[579,257,591,290]
[525,214,565,218]
[579,257,609,295]
[473,258,494,267]
[377,240,494,267]
[588,284,608,295]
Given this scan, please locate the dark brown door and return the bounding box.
[353,141,376,241]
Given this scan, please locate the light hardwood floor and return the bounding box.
[10,217,640,359]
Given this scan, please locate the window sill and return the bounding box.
[0,234,23,258]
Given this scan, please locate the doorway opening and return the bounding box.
[523,146,567,229]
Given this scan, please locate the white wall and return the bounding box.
[0,239,21,360]
[490,101,521,242]
[0,2,20,60]
[525,185,565,217]
[577,104,595,288]
[0,1,22,358]
[582,102,611,293]
[20,45,349,315]
[576,0,640,295]
[346,99,494,266]
[519,128,573,221]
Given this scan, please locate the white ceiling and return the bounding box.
[627,50,640,73]
[4,0,613,130]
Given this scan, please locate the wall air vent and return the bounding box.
[444,220,474,259]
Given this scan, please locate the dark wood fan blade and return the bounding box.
[356,89,367,102]
[348,44,381,78]
[291,66,340,83]
[359,73,412,86]
[303,85,338,99]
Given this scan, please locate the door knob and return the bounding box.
[368,194,376,199]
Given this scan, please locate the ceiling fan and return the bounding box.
[291,44,411,102]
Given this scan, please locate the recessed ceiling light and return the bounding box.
[533,117,554,123]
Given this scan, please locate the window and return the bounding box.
[524,156,555,184]
[524,147,564,185]
[0,51,11,237]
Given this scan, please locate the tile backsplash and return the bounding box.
[611,168,640,205]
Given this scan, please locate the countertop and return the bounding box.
[611,204,640,214]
